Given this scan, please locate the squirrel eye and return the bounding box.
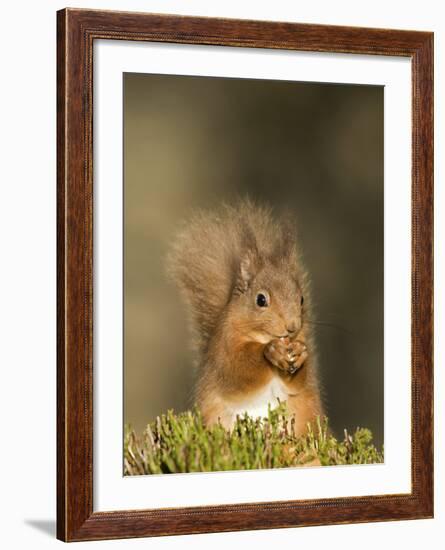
[256,293,268,308]
[300,296,304,306]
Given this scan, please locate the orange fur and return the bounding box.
[167,199,323,435]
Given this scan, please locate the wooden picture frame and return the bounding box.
[57,8,433,542]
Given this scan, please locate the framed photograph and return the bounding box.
[57,8,433,542]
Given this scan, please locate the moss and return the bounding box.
[124,403,383,475]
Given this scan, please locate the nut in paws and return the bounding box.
[264,337,308,373]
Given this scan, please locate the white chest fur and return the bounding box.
[230,377,289,421]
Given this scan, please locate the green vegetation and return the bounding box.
[124,403,383,475]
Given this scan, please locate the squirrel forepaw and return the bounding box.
[264,337,308,374]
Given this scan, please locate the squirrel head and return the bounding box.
[229,247,306,344]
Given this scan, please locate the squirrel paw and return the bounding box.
[264,337,308,374]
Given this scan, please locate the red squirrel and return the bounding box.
[167,199,323,435]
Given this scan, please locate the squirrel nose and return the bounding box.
[286,322,297,334]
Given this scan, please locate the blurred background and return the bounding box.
[124,73,384,447]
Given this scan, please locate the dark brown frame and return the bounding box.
[57,8,434,542]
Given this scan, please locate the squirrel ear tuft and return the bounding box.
[235,252,256,294]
